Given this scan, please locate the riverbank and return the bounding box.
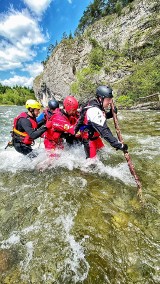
[1,99,160,111]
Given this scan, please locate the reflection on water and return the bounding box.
[0,106,160,283]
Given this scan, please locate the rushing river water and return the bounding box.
[0,106,159,284]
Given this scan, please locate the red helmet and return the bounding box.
[63,96,78,112]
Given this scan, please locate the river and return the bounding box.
[0,106,159,284]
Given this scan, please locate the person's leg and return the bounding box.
[82,139,90,159]
[96,137,105,151]
[89,140,97,158]
[44,139,55,150]
[13,140,33,155]
[44,138,64,158]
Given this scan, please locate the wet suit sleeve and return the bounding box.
[51,112,75,135]
[87,107,123,150]
[18,118,47,139]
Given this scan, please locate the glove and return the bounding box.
[121,143,128,153]
[106,106,117,119]
[45,120,53,129]
[113,106,118,114]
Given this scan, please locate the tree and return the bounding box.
[69,31,73,40]
[0,84,36,105]
[62,32,68,40]
[47,44,55,57]
[75,0,134,34]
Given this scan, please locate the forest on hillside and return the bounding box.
[0,84,35,105]
[76,0,134,34]
[43,0,134,63]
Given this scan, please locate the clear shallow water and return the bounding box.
[0,106,160,283]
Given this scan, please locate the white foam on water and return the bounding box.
[58,213,90,282]
[133,135,160,158]
[1,232,20,249]
[68,176,87,189]
[21,223,41,235]
[0,147,47,172]
[0,143,137,186]
[42,273,54,282]
[137,135,160,146]
[20,241,34,271]
[0,222,41,249]
[46,145,136,186]
[86,160,136,185]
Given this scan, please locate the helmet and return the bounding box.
[48,99,59,110]
[96,86,113,98]
[63,96,78,112]
[26,99,41,109]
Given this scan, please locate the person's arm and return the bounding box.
[87,107,123,150]
[36,112,46,127]
[19,118,47,139]
[52,113,75,134]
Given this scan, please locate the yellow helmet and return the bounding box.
[25,99,42,110]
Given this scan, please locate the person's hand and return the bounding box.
[75,131,81,138]
[121,143,128,153]
[45,120,52,129]
[113,106,118,114]
[106,106,117,119]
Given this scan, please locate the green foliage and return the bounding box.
[115,55,160,102]
[71,67,97,97]
[71,42,106,97]
[62,32,68,40]
[117,95,133,107]
[42,40,59,66]
[0,84,36,105]
[115,1,123,16]
[89,37,100,48]
[104,65,110,74]
[89,47,104,69]
[69,31,73,40]
[75,0,134,34]
[75,0,107,35]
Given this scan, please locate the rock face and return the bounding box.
[33,0,160,104]
[33,37,92,101]
[91,0,157,51]
[33,38,92,104]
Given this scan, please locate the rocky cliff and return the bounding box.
[33,0,160,106]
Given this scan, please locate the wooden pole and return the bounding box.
[111,102,143,201]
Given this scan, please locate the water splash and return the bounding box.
[0,143,136,186]
[57,214,90,283]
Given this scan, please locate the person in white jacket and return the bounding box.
[75,85,128,158]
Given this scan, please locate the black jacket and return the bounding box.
[77,99,123,150]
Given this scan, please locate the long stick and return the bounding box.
[111,102,143,201]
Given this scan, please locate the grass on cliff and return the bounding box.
[71,38,160,106]
[114,55,160,106]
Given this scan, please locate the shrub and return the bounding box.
[117,95,133,107]
[89,47,104,69]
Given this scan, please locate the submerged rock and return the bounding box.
[0,250,11,273]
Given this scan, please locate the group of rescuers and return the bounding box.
[11,85,128,159]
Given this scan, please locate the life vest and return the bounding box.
[13,112,38,145]
[44,109,75,142]
[75,100,101,140]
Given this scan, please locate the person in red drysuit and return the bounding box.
[44,96,80,151]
